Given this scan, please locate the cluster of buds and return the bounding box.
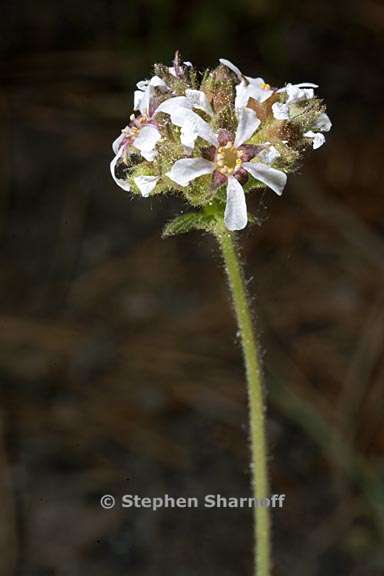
[110,53,331,231]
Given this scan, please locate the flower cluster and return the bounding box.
[110,54,331,231]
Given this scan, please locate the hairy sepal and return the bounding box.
[162,211,215,238]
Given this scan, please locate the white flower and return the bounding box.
[313,112,332,132]
[166,108,287,231]
[154,90,215,148]
[110,145,131,192]
[133,175,160,197]
[110,77,175,194]
[303,131,325,149]
[110,117,162,193]
[283,83,318,102]
[219,58,274,110]
[111,86,217,196]
[134,75,168,117]
[304,113,332,149]
[272,82,318,120]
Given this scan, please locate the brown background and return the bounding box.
[0,1,384,575]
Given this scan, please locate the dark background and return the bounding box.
[1,1,384,575]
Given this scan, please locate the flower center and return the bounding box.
[121,115,150,144]
[261,82,271,90]
[215,142,243,175]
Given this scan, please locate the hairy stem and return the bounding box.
[214,224,270,576]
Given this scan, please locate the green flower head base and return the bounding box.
[110,53,332,231]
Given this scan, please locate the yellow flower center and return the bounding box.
[215,142,243,175]
[261,82,270,90]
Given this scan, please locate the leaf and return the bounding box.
[162,211,213,238]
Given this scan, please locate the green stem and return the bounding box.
[214,224,271,576]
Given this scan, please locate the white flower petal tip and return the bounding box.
[185,89,213,116]
[153,96,190,116]
[244,162,287,196]
[285,84,315,103]
[272,102,290,120]
[166,158,213,187]
[140,149,157,162]
[279,82,318,93]
[314,113,332,132]
[134,75,169,115]
[134,90,145,113]
[231,72,274,109]
[234,108,261,148]
[224,177,248,231]
[134,125,161,158]
[134,175,160,197]
[258,145,280,165]
[110,152,131,192]
[219,58,243,79]
[149,75,167,89]
[293,82,319,89]
[179,121,198,149]
[170,109,219,147]
[304,131,326,149]
[112,133,125,155]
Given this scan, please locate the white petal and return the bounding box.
[153,96,190,116]
[293,82,318,88]
[149,75,167,89]
[155,89,213,116]
[312,134,325,149]
[112,132,126,155]
[272,102,290,120]
[234,107,261,147]
[110,149,131,192]
[135,75,168,115]
[244,162,287,196]
[304,131,325,149]
[134,125,161,156]
[234,78,273,109]
[134,175,160,197]
[168,61,193,76]
[245,77,274,103]
[257,145,280,165]
[185,89,213,116]
[224,177,248,231]
[285,84,314,103]
[140,148,157,161]
[314,113,332,132]
[138,87,151,115]
[137,76,167,91]
[134,90,145,112]
[219,58,243,79]
[171,109,219,147]
[166,158,213,187]
[234,82,251,110]
[136,80,149,90]
[179,118,199,148]
[276,81,317,94]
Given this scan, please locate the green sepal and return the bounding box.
[162,211,215,238]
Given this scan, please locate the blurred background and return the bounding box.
[0,1,383,575]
